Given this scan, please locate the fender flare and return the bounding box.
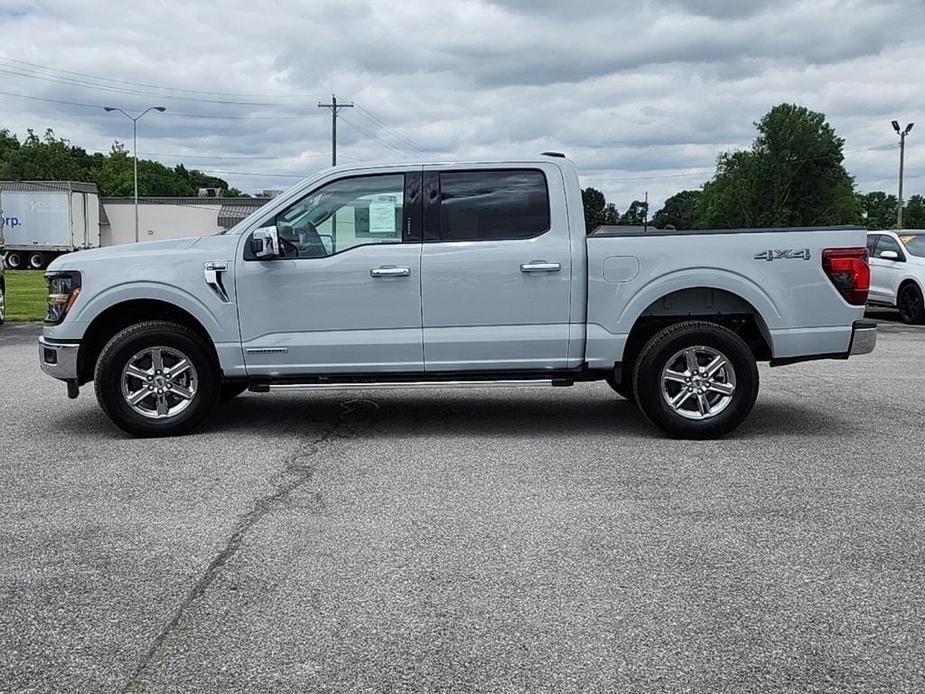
[72,281,225,340]
[616,268,783,346]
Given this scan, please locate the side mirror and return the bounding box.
[879,250,901,261]
[251,226,280,259]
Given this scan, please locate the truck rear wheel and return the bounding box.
[4,251,23,270]
[632,321,758,439]
[94,320,219,437]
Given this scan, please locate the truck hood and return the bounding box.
[47,237,204,271]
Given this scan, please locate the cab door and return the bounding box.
[235,170,424,376]
[419,165,573,371]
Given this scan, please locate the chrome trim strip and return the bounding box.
[245,347,289,354]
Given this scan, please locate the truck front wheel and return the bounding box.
[632,321,758,439]
[94,321,219,437]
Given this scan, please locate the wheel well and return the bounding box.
[899,278,922,296]
[77,299,218,385]
[621,288,773,371]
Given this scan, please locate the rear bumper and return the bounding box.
[848,319,877,356]
[38,336,80,381]
[769,320,877,367]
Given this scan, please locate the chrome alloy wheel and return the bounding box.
[660,345,737,420]
[120,346,198,419]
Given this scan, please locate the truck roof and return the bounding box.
[0,180,100,194]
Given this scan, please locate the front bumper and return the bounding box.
[848,319,877,356]
[38,336,80,381]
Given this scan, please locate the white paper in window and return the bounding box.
[368,194,398,235]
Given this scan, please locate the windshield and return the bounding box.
[899,233,925,257]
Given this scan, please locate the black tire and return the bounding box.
[94,320,219,437]
[219,383,249,401]
[604,365,635,401]
[898,283,925,325]
[5,251,23,270]
[632,320,759,439]
[27,252,46,270]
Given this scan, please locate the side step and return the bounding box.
[248,378,575,393]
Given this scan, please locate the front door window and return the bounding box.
[275,174,405,258]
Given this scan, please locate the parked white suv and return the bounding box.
[867,230,925,324]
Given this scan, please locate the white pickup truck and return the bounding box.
[38,155,876,439]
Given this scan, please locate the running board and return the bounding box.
[260,379,570,392]
[249,378,574,393]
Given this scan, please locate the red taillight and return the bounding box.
[822,248,869,306]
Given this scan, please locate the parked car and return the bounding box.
[866,230,925,324]
[38,156,876,439]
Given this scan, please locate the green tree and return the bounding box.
[581,187,608,232]
[653,190,701,230]
[0,128,240,197]
[696,103,859,228]
[857,191,898,229]
[603,202,619,225]
[0,129,20,174]
[619,199,649,226]
[0,129,88,181]
[904,194,925,228]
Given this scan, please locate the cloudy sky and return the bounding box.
[0,0,923,210]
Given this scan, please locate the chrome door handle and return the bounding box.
[370,266,411,278]
[520,261,561,273]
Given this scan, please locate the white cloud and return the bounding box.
[0,0,923,210]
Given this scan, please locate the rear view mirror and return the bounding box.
[879,250,901,261]
[251,226,280,259]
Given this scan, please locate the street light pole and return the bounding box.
[892,120,914,230]
[103,106,167,243]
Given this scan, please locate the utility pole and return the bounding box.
[318,94,354,166]
[892,120,914,229]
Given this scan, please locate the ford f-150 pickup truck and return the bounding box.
[38,155,876,439]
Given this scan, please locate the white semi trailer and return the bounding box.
[0,182,101,269]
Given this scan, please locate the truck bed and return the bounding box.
[583,225,869,369]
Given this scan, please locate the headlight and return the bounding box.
[45,271,82,324]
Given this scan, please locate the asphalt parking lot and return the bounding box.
[1,318,924,693]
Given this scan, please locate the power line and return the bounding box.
[0,56,321,99]
[353,104,431,154]
[0,89,304,120]
[339,114,414,157]
[0,65,300,107]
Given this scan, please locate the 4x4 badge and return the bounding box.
[754,249,811,261]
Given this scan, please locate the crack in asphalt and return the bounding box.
[121,398,379,693]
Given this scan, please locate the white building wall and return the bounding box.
[102,203,223,246]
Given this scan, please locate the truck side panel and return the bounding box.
[584,228,867,368]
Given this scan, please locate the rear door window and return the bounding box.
[436,169,550,242]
